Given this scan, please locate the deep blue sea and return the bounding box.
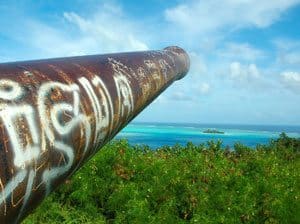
[115,122,300,149]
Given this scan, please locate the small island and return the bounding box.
[203,129,225,134]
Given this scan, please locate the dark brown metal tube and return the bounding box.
[0,46,190,223]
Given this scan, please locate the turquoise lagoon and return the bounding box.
[115,123,300,149]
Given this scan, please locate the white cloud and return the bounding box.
[217,43,266,61]
[226,61,280,91]
[3,2,149,59]
[280,52,300,65]
[169,92,193,101]
[63,9,148,53]
[273,38,300,51]
[274,39,300,66]
[189,52,207,76]
[24,21,93,57]
[198,82,211,94]
[281,71,300,92]
[229,62,260,81]
[165,0,300,35]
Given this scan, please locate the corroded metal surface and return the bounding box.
[0,46,189,223]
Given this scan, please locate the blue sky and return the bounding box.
[0,0,300,125]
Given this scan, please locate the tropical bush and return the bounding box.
[24,133,299,223]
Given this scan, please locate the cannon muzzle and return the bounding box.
[0,46,189,223]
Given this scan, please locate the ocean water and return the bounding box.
[114,123,300,149]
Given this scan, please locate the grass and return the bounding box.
[23,133,299,223]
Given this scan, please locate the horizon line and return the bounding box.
[131,121,300,127]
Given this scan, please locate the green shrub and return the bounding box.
[24,133,300,223]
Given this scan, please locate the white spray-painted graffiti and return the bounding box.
[0,62,134,221]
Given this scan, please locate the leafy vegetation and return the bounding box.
[24,133,299,223]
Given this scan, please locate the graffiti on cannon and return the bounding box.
[0,46,190,223]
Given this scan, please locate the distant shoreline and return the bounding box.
[130,122,300,133]
[132,121,300,127]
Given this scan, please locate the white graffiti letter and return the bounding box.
[37,81,90,195]
[114,74,134,120]
[0,79,40,168]
[0,105,40,168]
[0,79,23,100]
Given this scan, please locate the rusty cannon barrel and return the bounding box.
[0,46,189,223]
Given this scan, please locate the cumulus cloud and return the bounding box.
[22,21,92,57]
[281,71,300,92]
[280,52,300,65]
[273,38,300,50]
[1,2,148,59]
[226,61,279,91]
[198,82,211,94]
[63,9,148,53]
[165,0,300,35]
[229,62,260,81]
[189,52,207,76]
[274,39,300,67]
[169,92,193,101]
[217,43,266,61]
